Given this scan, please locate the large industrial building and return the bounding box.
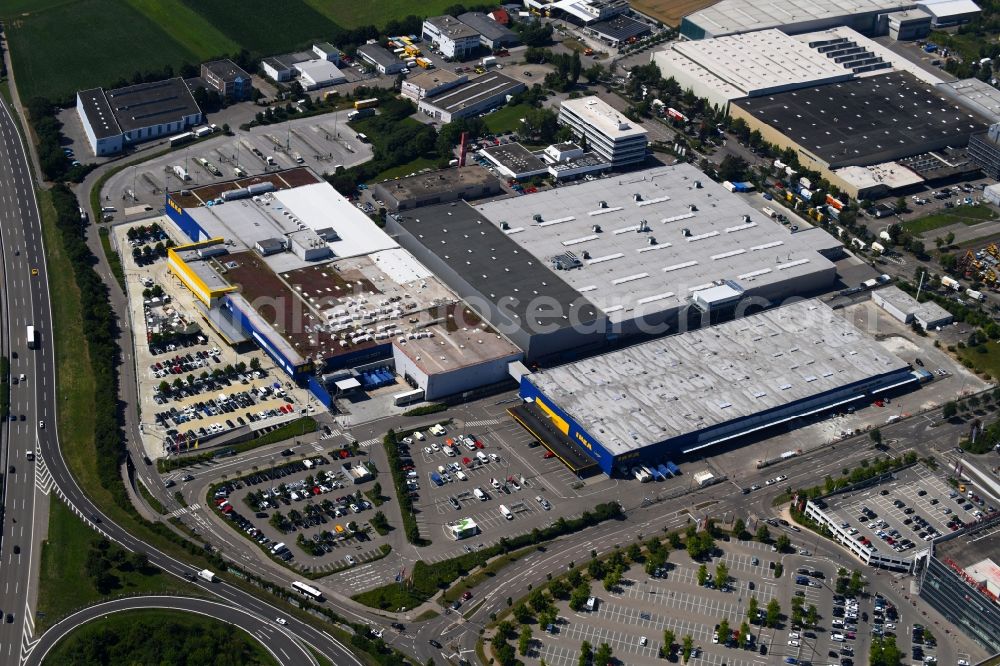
[386,163,844,360]
[163,168,522,404]
[416,73,525,122]
[369,167,504,212]
[730,71,988,196]
[652,29,872,110]
[517,299,918,475]
[422,15,483,60]
[77,78,203,156]
[679,0,979,39]
[557,96,648,168]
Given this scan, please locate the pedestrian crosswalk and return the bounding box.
[464,418,502,429]
[169,502,200,519]
[358,437,380,448]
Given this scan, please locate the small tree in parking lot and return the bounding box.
[747,597,759,624]
[737,622,750,649]
[697,563,709,586]
[661,629,675,656]
[715,562,729,589]
[755,524,771,542]
[806,604,818,628]
[766,599,781,628]
[717,619,730,645]
[681,635,694,663]
[775,534,791,552]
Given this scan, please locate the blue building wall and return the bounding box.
[165,193,211,242]
[307,376,334,408]
[521,367,919,477]
[222,295,306,378]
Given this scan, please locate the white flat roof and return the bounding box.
[473,163,838,323]
[665,29,851,96]
[685,0,914,37]
[560,96,648,140]
[917,0,981,16]
[527,299,911,455]
[940,78,1000,123]
[834,162,924,190]
[272,183,398,259]
[294,58,347,84]
[794,26,945,85]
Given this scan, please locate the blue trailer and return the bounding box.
[656,463,673,479]
[665,461,681,476]
[649,466,666,481]
[430,472,444,486]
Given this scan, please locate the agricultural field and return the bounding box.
[124,0,239,59]
[628,0,716,26]
[301,0,453,28]
[177,0,342,55]
[3,0,199,102]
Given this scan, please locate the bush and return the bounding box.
[402,403,448,417]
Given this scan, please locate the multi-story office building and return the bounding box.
[557,96,648,167]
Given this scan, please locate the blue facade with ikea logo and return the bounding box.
[518,376,618,475]
[520,365,920,478]
[165,192,211,242]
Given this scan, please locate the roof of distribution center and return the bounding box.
[527,299,910,455]
[665,29,853,97]
[683,0,913,37]
[472,163,840,323]
[733,71,988,167]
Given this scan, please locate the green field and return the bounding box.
[178,0,342,55]
[960,340,1000,380]
[45,608,278,666]
[37,500,200,630]
[300,0,452,28]
[4,0,459,103]
[484,103,533,134]
[903,205,998,236]
[4,0,198,102]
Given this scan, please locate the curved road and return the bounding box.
[0,92,363,665]
[26,596,312,666]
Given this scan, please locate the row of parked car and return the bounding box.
[212,485,295,562]
[150,349,222,378]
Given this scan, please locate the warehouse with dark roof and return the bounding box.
[730,71,987,180]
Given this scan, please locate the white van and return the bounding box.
[455,470,468,481]
[476,451,489,464]
[499,504,513,520]
[473,487,487,501]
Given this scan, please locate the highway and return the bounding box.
[0,95,364,664]
[25,596,313,666]
[0,84,51,664]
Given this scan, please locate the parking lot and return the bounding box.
[820,464,996,564]
[113,219,319,460]
[519,533,939,666]
[208,451,389,572]
[98,111,374,221]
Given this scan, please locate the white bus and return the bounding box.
[26,325,37,349]
[291,580,324,601]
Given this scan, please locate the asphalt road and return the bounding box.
[0,95,364,665]
[0,86,51,664]
[25,596,313,666]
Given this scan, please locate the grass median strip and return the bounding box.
[98,226,126,290]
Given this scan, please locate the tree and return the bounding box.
[747,596,759,624]
[718,154,749,182]
[372,481,382,499]
[518,625,532,656]
[549,578,570,599]
[578,640,593,666]
[681,635,694,663]
[593,642,612,666]
[715,562,729,589]
[717,618,730,645]
[569,582,591,611]
[775,534,791,552]
[869,428,882,446]
[755,524,771,543]
[943,401,958,419]
[733,518,747,540]
[806,604,818,628]
[848,570,866,595]
[662,629,675,656]
[626,542,643,563]
[894,197,907,213]
[765,599,781,628]
[529,588,550,613]
[738,621,750,649]
[697,563,709,586]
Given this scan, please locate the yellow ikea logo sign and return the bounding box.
[168,198,182,214]
[535,398,569,436]
[575,432,593,451]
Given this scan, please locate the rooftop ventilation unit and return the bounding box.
[592,224,602,233]
[552,251,583,270]
[500,221,510,230]
[694,180,702,188]
[598,200,608,208]
[633,193,642,202]
[648,236,657,245]
[689,204,698,212]
[532,213,543,223]
[681,228,691,237]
